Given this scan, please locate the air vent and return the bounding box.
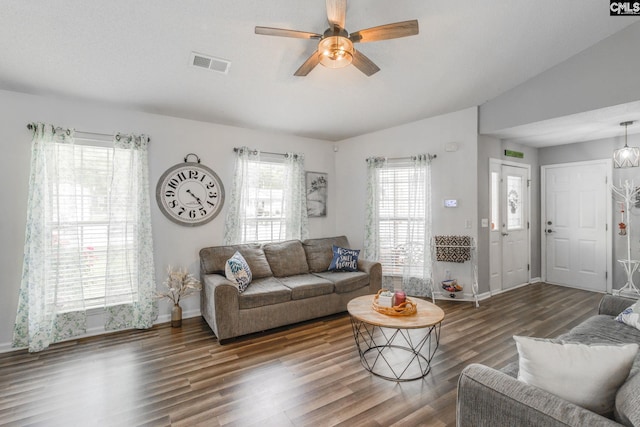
[189,52,231,74]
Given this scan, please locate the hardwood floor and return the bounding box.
[0,283,604,427]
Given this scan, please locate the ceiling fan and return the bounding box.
[255,0,419,76]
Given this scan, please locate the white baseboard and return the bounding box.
[0,308,202,354]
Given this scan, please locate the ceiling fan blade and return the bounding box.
[326,0,347,29]
[351,50,380,76]
[294,51,320,76]
[349,19,419,43]
[255,26,322,39]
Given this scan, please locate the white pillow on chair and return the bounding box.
[514,335,638,415]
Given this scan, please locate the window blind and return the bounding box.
[45,143,139,310]
[377,165,426,276]
[241,159,287,243]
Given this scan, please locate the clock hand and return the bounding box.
[186,189,203,206]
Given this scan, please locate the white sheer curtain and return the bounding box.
[224,147,308,244]
[363,157,393,288]
[103,133,157,331]
[363,156,385,262]
[223,147,260,244]
[402,154,433,297]
[283,152,309,241]
[13,123,155,352]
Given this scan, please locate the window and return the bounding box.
[45,142,141,310]
[377,165,423,276]
[16,123,155,352]
[365,157,431,287]
[224,148,308,244]
[491,171,500,231]
[241,158,287,243]
[507,175,523,230]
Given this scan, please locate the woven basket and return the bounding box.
[372,289,417,316]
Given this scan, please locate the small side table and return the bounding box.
[347,295,445,381]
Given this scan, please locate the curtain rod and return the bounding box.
[26,124,150,142]
[233,147,287,157]
[366,153,437,162]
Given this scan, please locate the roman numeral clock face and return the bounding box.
[156,162,225,226]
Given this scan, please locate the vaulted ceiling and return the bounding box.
[1,1,638,142]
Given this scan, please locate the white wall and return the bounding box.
[480,22,640,134]
[0,89,337,351]
[334,107,479,294]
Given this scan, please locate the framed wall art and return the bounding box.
[305,171,327,217]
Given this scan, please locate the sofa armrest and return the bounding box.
[358,259,382,293]
[457,364,619,427]
[598,294,637,316]
[200,274,240,341]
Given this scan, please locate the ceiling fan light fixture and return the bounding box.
[614,121,639,168]
[318,36,353,69]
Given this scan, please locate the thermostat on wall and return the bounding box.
[444,199,457,208]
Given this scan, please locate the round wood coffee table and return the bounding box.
[347,294,445,381]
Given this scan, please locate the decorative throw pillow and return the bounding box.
[513,336,638,415]
[616,300,640,331]
[328,245,360,272]
[225,251,252,293]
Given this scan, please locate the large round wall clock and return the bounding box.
[156,153,225,226]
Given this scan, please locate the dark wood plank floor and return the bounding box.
[0,283,604,427]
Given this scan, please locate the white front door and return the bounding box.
[501,165,530,289]
[543,161,610,292]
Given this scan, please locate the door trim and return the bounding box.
[540,159,612,293]
[489,158,531,294]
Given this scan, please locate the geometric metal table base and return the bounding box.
[350,318,441,382]
[347,294,445,382]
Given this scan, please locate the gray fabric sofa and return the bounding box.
[457,294,640,426]
[199,236,382,342]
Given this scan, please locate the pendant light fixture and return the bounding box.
[614,121,639,168]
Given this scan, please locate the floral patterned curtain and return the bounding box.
[401,154,433,297]
[283,152,308,241]
[13,123,155,352]
[104,133,156,331]
[363,157,385,262]
[223,147,260,244]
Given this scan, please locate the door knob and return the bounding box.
[546,229,554,234]
[501,232,509,237]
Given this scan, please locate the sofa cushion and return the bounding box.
[200,244,273,279]
[263,240,309,277]
[514,335,638,415]
[616,299,640,331]
[303,236,350,273]
[313,271,369,294]
[225,251,252,293]
[557,314,640,346]
[328,245,360,272]
[278,274,335,300]
[238,277,291,309]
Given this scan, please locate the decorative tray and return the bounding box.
[371,289,417,316]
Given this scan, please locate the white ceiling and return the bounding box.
[1,1,638,143]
